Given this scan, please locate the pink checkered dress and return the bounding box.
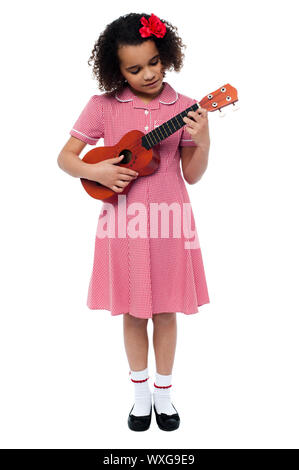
[70,81,210,318]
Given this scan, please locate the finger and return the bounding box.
[196,108,208,118]
[112,185,123,193]
[109,154,125,163]
[116,180,128,187]
[185,127,195,134]
[188,110,200,119]
[183,113,197,123]
[183,116,196,127]
[117,173,134,181]
[187,108,207,118]
[119,168,139,177]
[189,110,207,120]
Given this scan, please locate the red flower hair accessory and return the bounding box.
[139,13,166,39]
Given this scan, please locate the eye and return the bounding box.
[130,60,159,75]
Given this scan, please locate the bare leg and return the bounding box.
[152,312,177,374]
[123,313,149,371]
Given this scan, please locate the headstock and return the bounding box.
[198,84,239,117]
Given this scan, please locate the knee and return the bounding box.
[124,313,148,328]
[152,312,176,325]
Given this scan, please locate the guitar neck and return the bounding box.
[141,103,200,150]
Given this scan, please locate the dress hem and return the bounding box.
[86,300,210,319]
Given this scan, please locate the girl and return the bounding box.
[57,12,210,432]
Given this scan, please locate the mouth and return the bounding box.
[144,79,159,87]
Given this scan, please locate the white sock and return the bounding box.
[129,367,152,417]
[153,372,176,415]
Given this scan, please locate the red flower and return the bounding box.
[139,13,166,38]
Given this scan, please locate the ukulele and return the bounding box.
[80,83,238,201]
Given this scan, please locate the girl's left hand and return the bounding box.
[183,107,210,148]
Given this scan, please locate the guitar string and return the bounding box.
[111,105,201,159]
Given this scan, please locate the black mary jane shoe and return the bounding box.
[153,403,180,431]
[128,404,152,431]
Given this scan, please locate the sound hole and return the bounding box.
[119,149,132,164]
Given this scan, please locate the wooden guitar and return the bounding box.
[80,83,238,201]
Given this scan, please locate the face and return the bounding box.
[117,40,165,102]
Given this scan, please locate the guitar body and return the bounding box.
[81,130,160,201]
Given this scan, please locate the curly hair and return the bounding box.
[87,13,186,97]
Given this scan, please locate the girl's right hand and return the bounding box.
[88,155,139,192]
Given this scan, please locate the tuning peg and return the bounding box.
[218,109,226,118]
[232,102,240,111]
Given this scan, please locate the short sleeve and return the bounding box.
[179,97,198,147]
[69,95,104,145]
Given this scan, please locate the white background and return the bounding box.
[1,0,299,449]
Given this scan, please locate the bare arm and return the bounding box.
[57,136,95,180]
[180,145,209,185]
[57,136,138,192]
[180,107,210,184]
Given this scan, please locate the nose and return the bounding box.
[143,67,155,81]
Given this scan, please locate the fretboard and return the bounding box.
[141,103,199,150]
